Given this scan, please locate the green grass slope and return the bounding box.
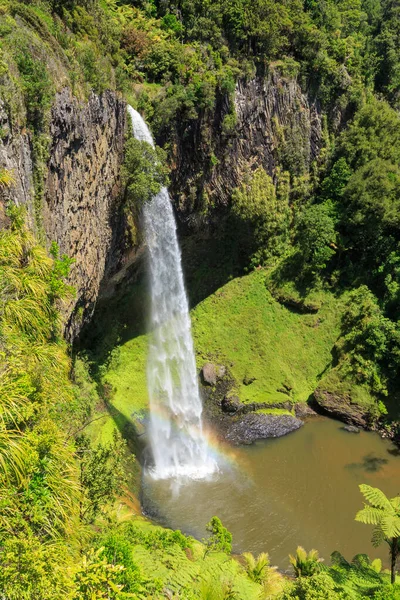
[91,269,354,447]
[192,270,342,404]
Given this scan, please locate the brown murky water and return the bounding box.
[142,417,400,570]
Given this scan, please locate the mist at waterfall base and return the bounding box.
[128,106,217,481]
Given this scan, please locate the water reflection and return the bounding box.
[346,453,389,473]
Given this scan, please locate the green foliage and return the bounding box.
[329,551,385,597]
[122,137,169,212]
[203,516,232,557]
[15,48,54,132]
[334,286,400,397]
[196,576,237,600]
[242,551,284,595]
[0,217,136,598]
[73,547,125,600]
[121,521,191,552]
[0,535,75,600]
[232,167,290,268]
[281,571,343,599]
[99,531,147,596]
[296,203,337,275]
[289,546,323,578]
[319,157,352,202]
[77,430,127,524]
[338,100,400,169]
[0,167,15,188]
[355,484,400,583]
[242,552,270,584]
[373,0,400,105]
[373,584,400,599]
[342,159,400,256]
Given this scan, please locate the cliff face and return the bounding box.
[44,89,128,339]
[0,100,34,229]
[0,88,129,339]
[0,70,323,338]
[169,71,323,229]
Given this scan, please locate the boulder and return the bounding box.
[343,425,360,434]
[221,395,242,414]
[313,388,368,428]
[295,403,317,418]
[226,413,303,445]
[201,363,217,386]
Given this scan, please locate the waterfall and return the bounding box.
[127,106,217,480]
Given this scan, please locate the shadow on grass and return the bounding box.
[79,217,248,367]
[180,221,250,308]
[105,400,147,462]
[78,273,149,370]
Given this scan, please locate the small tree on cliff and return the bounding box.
[203,517,232,558]
[355,484,400,584]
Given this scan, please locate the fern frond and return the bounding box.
[390,496,400,510]
[355,506,384,526]
[359,484,392,510]
[371,526,385,547]
[380,514,400,539]
[242,552,256,572]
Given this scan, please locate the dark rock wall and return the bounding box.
[0,88,129,339]
[169,70,323,229]
[44,89,128,339]
[0,98,34,229]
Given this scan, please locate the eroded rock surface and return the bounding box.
[169,70,322,227]
[313,388,369,428]
[44,89,127,338]
[0,88,129,339]
[225,413,303,445]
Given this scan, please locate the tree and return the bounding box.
[242,551,270,584]
[343,159,400,249]
[231,166,290,267]
[289,546,323,577]
[296,203,337,275]
[242,551,284,595]
[203,516,232,557]
[338,100,400,170]
[77,431,127,524]
[122,137,169,211]
[355,484,400,584]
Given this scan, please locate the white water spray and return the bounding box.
[128,106,217,480]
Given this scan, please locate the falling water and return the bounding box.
[128,106,217,480]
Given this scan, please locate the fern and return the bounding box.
[359,484,393,511]
[0,168,15,188]
[289,546,323,577]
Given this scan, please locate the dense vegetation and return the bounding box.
[1,0,400,597]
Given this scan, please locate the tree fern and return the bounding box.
[356,484,400,583]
